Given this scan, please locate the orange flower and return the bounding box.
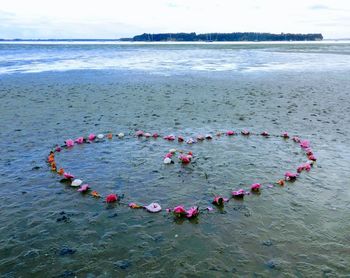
[277,179,285,186]
[107,133,113,139]
[51,164,57,171]
[91,191,101,198]
[48,155,55,163]
[57,168,64,175]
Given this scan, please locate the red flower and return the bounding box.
[106,194,118,203]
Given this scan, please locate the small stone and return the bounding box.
[262,240,273,246]
[59,247,76,256]
[266,260,276,269]
[115,259,131,270]
[56,215,69,222]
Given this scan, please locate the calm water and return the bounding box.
[1,42,350,75]
[0,43,350,277]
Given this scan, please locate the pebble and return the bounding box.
[59,247,76,256]
[262,240,273,246]
[266,259,281,270]
[115,259,131,270]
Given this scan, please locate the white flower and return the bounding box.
[97,134,104,139]
[187,138,195,144]
[118,132,125,138]
[163,157,172,164]
[144,203,162,213]
[71,179,83,187]
[169,148,177,154]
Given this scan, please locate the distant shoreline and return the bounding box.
[120,32,323,42]
[2,40,350,45]
[0,32,324,42]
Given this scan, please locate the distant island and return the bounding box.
[120,32,323,42]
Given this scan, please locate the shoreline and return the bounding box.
[1,40,350,45]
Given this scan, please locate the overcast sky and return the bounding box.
[0,0,349,39]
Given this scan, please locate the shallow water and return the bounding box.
[1,42,350,75]
[0,44,350,277]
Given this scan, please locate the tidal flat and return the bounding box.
[1,43,350,277]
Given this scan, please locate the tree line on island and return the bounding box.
[120,32,323,42]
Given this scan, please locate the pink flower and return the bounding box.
[186,207,199,218]
[55,146,61,152]
[179,154,191,164]
[226,130,235,136]
[282,132,289,138]
[135,130,144,137]
[304,163,311,171]
[77,184,89,192]
[197,135,205,141]
[241,130,250,136]
[308,154,317,161]
[212,196,228,206]
[285,171,298,181]
[207,206,214,211]
[63,172,74,179]
[306,149,313,156]
[152,133,159,138]
[261,131,269,136]
[300,140,310,149]
[173,205,186,217]
[144,132,151,138]
[178,136,184,142]
[292,136,300,143]
[165,152,173,158]
[88,133,96,141]
[250,183,261,192]
[65,139,74,147]
[232,189,246,198]
[164,134,175,141]
[297,165,304,173]
[106,194,118,203]
[75,137,84,144]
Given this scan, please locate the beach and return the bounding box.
[0,43,350,276]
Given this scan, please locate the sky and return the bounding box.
[0,0,349,39]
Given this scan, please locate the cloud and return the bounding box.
[1,1,350,39]
[308,4,331,10]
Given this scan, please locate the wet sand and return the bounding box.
[0,69,350,276]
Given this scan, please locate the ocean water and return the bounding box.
[1,41,350,75]
[0,42,350,277]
